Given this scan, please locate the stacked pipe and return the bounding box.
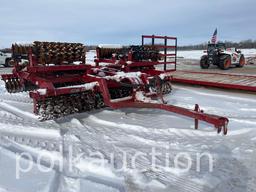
[33,41,86,65]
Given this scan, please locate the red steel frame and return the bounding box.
[142,35,177,72]
[95,35,177,73]
[82,75,229,135]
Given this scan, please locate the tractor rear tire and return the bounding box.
[200,55,209,69]
[236,54,245,68]
[219,55,231,70]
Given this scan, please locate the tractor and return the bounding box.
[200,43,245,70]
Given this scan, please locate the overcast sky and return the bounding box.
[1,0,256,47]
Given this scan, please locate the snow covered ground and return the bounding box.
[0,57,256,191]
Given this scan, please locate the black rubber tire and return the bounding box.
[200,55,209,69]
[219,55,231,70]
[4,58,12,67]
[236,54,245,68]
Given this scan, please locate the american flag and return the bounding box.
[211,28,217,44]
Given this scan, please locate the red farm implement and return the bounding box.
[1,36,229,135]
[95,35,177,72]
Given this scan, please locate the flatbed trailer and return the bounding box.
[172,70,256,92]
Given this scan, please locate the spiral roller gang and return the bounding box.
[98,45,160,62]
[36,87,132,120]
[130,45,160,62]
[11,42,86,65]
[33,41,86,65]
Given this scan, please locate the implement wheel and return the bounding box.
[161,81,172,94]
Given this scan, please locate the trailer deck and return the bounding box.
[172,70,256,92]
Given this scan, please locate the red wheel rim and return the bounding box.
[240,57,245,66]
[224,58,231,68]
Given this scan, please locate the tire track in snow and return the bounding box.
[0,102,37,120]
[66,116,218,192]
[0,102,60,130]
[0,93,32,104]
[0,138,126,192]
[69,109,256,192]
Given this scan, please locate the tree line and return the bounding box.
[178,39,256,50]
[1,39,256,53]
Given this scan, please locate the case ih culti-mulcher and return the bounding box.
[1,35,229,134]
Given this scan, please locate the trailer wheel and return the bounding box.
[200,55,209,69]
[236,55,245,68]
[161,81,172,94]
[219,55,231,70]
